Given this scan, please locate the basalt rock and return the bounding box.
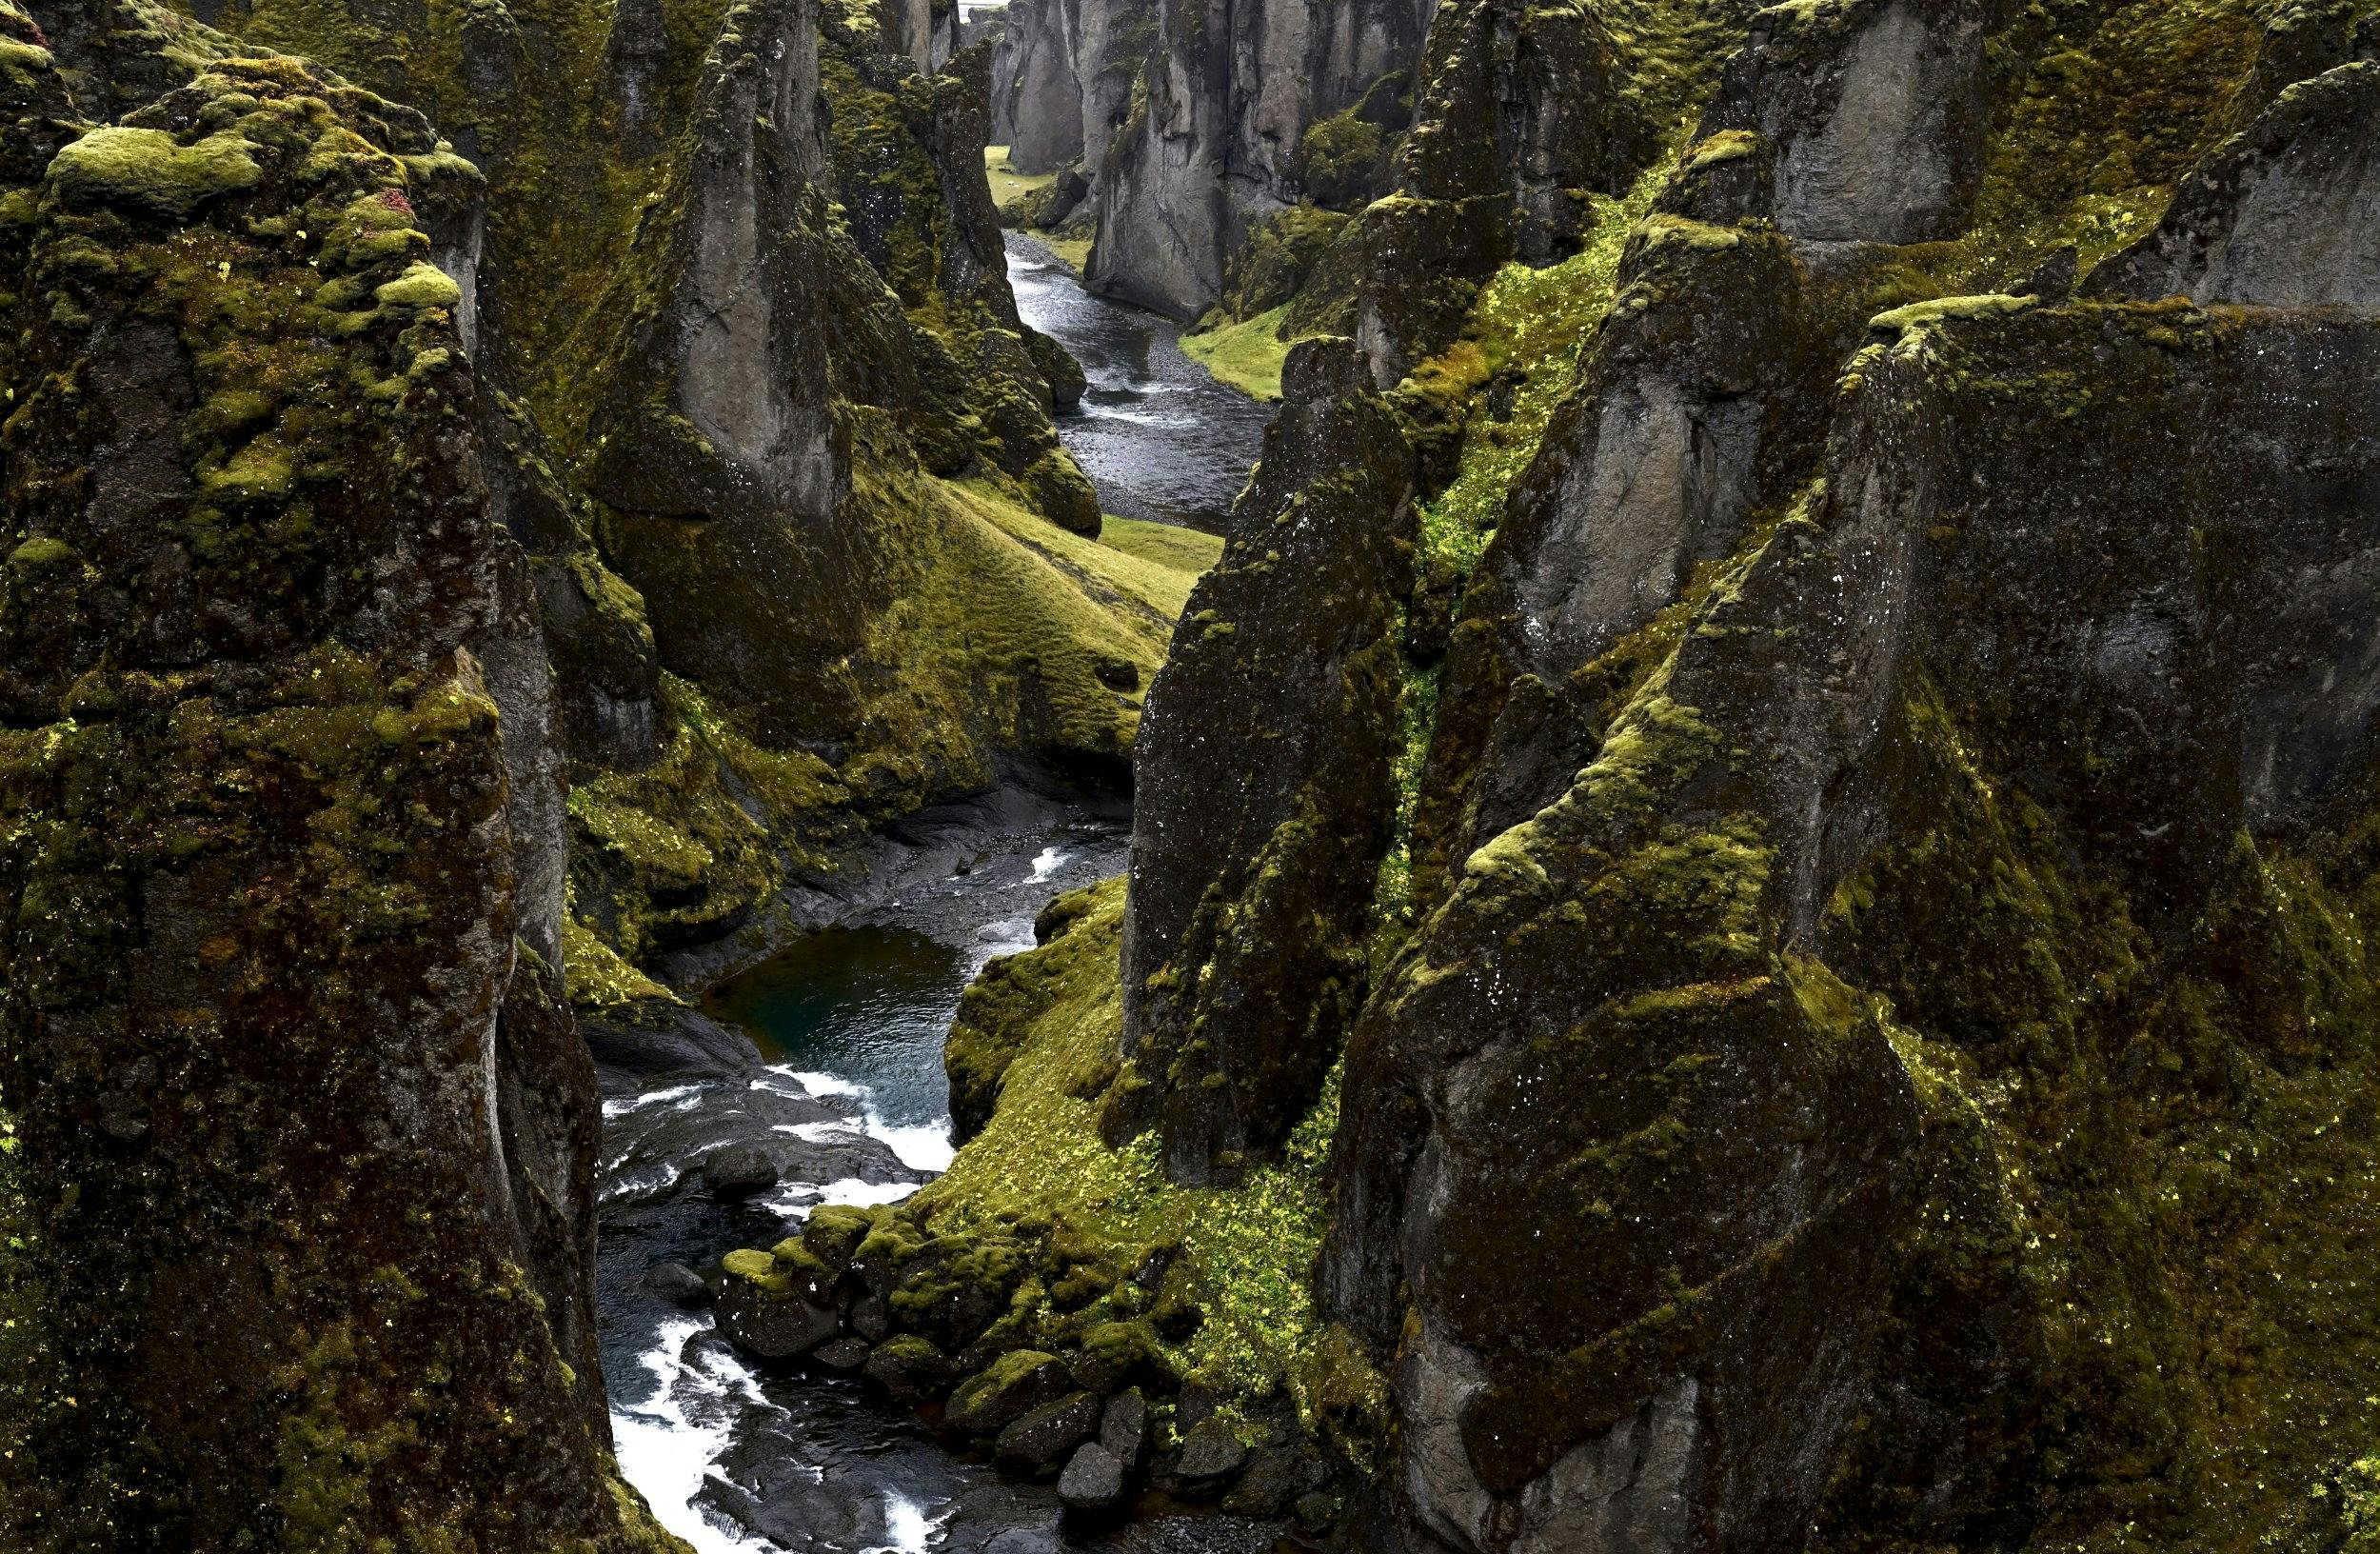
[1006,3,2380,1550]
[1700,0,1996,245]
[2087,58,2380,307]
[1326,296,2380,1554]
[0,22,676,1548]
[1115,338,1418,1183]
[1087,0,1434,317]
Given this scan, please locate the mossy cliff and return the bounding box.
[0,14,681,1547]
[164,0,1199,991]
[913,0,2380,1549]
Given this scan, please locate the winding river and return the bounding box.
[1006,233,1274,534]
[596,247,1273,1554]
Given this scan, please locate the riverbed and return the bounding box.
[594,247,1277,1553]
[1005,232,1275,534]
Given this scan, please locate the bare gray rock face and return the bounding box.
[1323,302,2380,1554]
[2089,60,2380,307]
[1089,0,1434,316]
[1002,0,1085,170]
[1702,0,1992,245]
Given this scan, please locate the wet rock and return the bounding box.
[644,1262,713,1306]
[1099,1387,1148,1469]
[1173,1416,1248,1491]
[948,1350,1079,1436]
[702,1146,781,1200]
[863,1334,958,1403]
[716,1284,841,1360]
[582,1000,758,1079]
[850,1290,892,1341]
[813,1336,872,1371]
[995,1390,1103,1473]
[1057,1441,1126,1509]
[981,1529,1061,1554]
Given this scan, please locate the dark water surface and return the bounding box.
[704,927,971,1142]
[1005,232,1274,533]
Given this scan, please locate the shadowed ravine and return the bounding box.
[593,249,1277,1553]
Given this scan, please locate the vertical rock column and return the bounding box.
[0,35,675,1552]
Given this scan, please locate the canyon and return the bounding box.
[4,0,2380,1550]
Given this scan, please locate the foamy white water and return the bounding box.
[867,1491,951,1554]
[783,1067,954,1173]
[611,1318,782,1554]
[1015,847,1067,887]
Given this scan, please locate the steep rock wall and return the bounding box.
[1087,0,1436,317]
[0,15,680,1547]
[996,0,2380,1548]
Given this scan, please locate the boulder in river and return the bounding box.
[947,1350,1078,1435]
[716,1257,842,1360]
[1058,1443,1126,1510]
[644,1262,713,1306]
[702,1146,782,1199]
[995,1390,1103,1474]
[863,1334,958,1404]
[814,1337,872,1372]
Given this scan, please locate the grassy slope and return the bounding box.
[1179,305,1294,401]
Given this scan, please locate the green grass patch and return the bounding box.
[983,145,1054,209]
[1180,305,1295,401]
[913,881,1374,1444]
[1093,516,1227,609]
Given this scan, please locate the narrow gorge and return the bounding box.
[4,0,2380,1551]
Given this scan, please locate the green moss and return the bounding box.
[47,126,262,221]
[372,259,462,309]
[1179,306,1296,401]
[909,880,1375,1438]
[1406,160,1671,583]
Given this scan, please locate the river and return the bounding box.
[1005,233,1274,534]
[595,247,1276,1554]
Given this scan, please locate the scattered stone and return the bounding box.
[1174,1416,1248,1491]
[812,1336,870,1371]
[849,1291,890,1342]
[1099,1387,1147,1470]
[947,1350,1076,1436]
[1057,1442,1126,1511]
[644,1262,712,1306]
[702,1145,779,1199]
[863,1334,955,1404]
[982,1529,1061,1554]
[995,1390,1102,1474]
[1293,1490,1339,1532]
